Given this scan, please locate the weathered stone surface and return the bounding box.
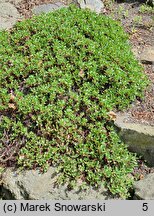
[0,2,21,30]
[76,0,104,14]
[0,0,8,2]
[32,2,67,15]
[1,167,120,200]
[6,0,23,4]
[140,46,154,64]
[115,114,154,166]
[133,173,154,200]
[132,47,140,60]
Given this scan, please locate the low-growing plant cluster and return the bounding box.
[139,3,154,14]
[0,5,148,198]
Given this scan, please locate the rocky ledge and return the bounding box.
[115,114,154,167]
[0,167,120,200]
[1,165,154,200]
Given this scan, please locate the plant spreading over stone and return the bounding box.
[0,5,148,198]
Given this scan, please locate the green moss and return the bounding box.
[0,5,148,198]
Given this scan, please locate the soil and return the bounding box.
[1,0,154,185]
[109,1,154,127]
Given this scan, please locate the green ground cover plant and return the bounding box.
[0,5,148,198]
[139,3,154,14]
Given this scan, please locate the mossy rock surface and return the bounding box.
[0,5,148,198]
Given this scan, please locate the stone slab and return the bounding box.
[0,2,21,30]
[77,0,104,14]
[114,114,154,166]
[1,167,120,200]
[0,0,23,5]
[32,2,67,15]
[140,46,154,64]
[133,173,154,200]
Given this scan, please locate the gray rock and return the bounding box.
[132,47,140,60]
[0,0,27,4]
[140,46,154,65]
[115,114,154,166]
[32,2,67,15]
[76,0,104,14]
[0,0,8,3]
[0,2,21,30]
[133,173,154,200]
[6,0,23,4]
[1,167,121,200]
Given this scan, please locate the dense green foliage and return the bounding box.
[0,6,148,198]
